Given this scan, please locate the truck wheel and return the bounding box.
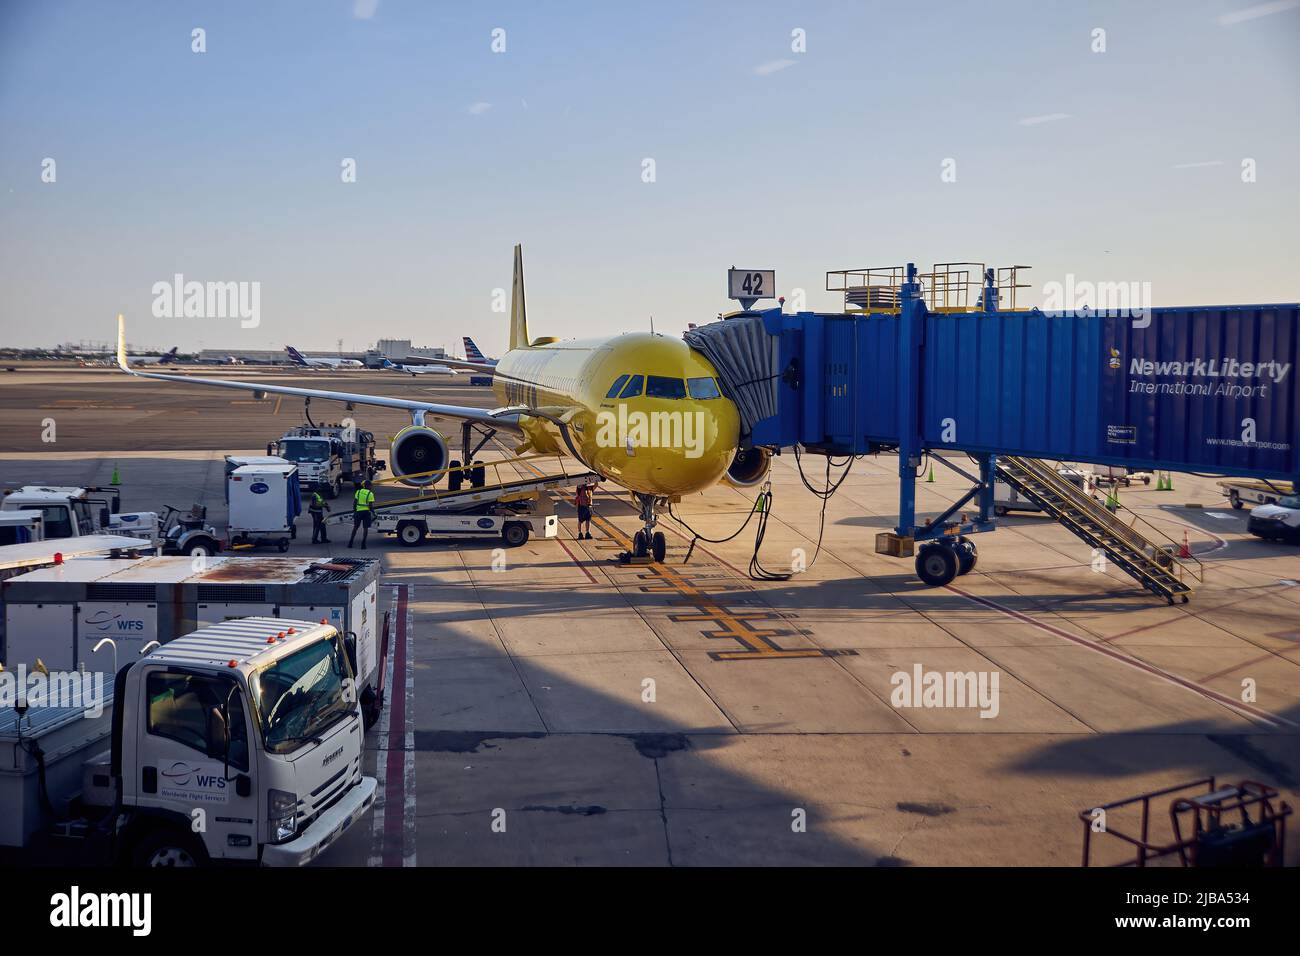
[398,521,425,546]
[502,522,529,547]
[994,506,1009,517]
[326,480,339,500]
[132,828,207,868]
[186,539,216,558]
[915,544,958,587]
[1229,491,1243,509]
[278,538,290,552]
[651,531,667,563]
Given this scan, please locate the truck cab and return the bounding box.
[101,617,376,866]
[0,486,121,539]
[269,425,384,499]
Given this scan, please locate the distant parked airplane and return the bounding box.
[380,358,459,377]
[133,346,180,365]
[285,345,364,369]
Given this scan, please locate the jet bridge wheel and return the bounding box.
[915,543,959,587]
[954,538,978,575]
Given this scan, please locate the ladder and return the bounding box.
[996,456,1202,604]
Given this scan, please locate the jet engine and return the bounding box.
[389,425,450,486]
[723,447,772,488]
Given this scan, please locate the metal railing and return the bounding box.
[826,262,1033,314]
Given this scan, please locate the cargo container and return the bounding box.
[1,555,383,723]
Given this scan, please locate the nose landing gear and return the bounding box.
[627,493,668,563]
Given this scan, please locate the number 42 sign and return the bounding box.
[727,268,776,310]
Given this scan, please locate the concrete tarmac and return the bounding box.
[2,367,1297,866]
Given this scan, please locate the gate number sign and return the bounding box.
[728,269,775,304]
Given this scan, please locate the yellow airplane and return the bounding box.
[116,246,771,560]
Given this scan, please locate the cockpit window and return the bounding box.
[605,374,629,399]
[646,376,687,399]
[618,375,644,398]
[687,377,721,400]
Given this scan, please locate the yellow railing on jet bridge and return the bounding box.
[826,262,1032,314]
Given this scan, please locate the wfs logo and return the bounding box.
[160,761,228,802]
[50,886,151,936]
[82,610,144,632]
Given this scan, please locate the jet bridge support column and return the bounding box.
[895,263,924,539]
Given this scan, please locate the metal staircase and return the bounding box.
[996,456,1202,604]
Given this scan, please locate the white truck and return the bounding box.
[1246,492,1300,545]
[1,485,122,539]
[268,424,385,499]
[4,618,376,866]
[0,486,221,556]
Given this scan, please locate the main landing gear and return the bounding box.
[914,537,978,587]
[628,493,667,564]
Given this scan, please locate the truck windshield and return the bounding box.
[20,505,72,538]
[280,440,331,462]
[250,636,352,753]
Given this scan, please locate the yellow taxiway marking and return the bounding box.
[588,512,834,662]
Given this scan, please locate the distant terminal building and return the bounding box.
[366,339,448,367]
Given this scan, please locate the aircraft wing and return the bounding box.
[115,316,520,432]
[428,357,497,373]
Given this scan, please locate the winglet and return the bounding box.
[116,314,131,371]
[509,244,529,351]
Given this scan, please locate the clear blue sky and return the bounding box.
[1,0,1297,354]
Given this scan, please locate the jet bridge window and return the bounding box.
[687,377,721,400]
[146,671,250,772]
[618,375,644,398]
[645,376,687,399]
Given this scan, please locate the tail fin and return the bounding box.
[284,345,306,366]
[508,244,529,351]
[463,336,487,362]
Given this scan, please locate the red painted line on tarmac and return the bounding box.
[946,584,1297,729]
[381,584,409,866]
[556,536,598,583]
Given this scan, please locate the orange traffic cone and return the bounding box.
[1178,531,1192,559]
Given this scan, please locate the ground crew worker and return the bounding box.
[348,479,376,549]
[308,489,331,544]
[574,480,596,540]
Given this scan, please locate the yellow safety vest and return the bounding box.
[354,488,375,511]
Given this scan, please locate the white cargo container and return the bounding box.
[1,554,384,725]
[228,462,302,551]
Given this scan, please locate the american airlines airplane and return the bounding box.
[116,246,766,561]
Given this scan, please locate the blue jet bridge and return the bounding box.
[685,262,1299,601]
